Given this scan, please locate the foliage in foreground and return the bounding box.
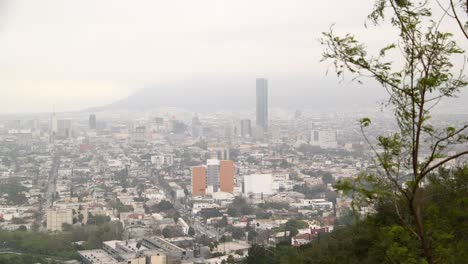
[0,254,59,264]
[0,219,124,261]
[0,230,78,260]
[245,167,468,264]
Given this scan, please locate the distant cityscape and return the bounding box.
[1,77,466,264]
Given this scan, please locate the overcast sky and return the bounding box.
[0,0,465,113]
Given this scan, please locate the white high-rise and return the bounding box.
[206,159,220,193]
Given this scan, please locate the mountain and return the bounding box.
[89,77,392,112]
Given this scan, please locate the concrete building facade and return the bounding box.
[192,166,207,196]
[219,160,234,193]
[46,208,73,231]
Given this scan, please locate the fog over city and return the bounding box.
[1,0,465,114]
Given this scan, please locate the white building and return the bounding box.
[243,174,274,195]
[310,130,338,149]
[46,208,73,231]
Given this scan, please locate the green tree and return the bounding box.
[188,227,195,236]
[321,1,468,263]
[162,225,183,238]
[226,254,235,264]
[227,196,255,217]
[87,214,110,225]
[0,179,28,204]
[321,172,334,185]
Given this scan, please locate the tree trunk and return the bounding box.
[413,189,433,264]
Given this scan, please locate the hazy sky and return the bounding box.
[0,0,465,113]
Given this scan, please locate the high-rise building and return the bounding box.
[256,78,268,130]
[89,114,97,130]
[191,116,202,138]
[206,159,220,193]
[131,126,147,146]
[219,160,234,193]
[240,119,252,137]
[192,166,207,196]
[50,111,58,134]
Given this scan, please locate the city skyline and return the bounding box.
[0,1,466,263]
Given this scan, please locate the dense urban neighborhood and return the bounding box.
[1,100,466,264]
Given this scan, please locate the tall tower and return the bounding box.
[219,160,234,193]
[89,114,97,130]
[256,78,268,130]
[50,107,58,143]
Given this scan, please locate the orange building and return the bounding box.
[219,160,234,193]
[192,166,207,196]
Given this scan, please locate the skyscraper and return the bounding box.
[219,160,234,193]
[51,111,58,134]
[256,78,268,130]
[50,110,58,143]
[240,119,252,137]
[89,114,97,130]
[192,166,207,196]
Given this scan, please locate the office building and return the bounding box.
[219,160,234,193]
[256,78,268,130]
[192,166,207,196]
[206,159,220,193]
[89,114,97,129]
[240,119,252,137]
[131,126,147,146]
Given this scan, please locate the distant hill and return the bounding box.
[89,77,393,112]
[92,82,253,111]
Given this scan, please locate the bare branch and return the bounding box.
[421,124,468,174]
[450,0,468,39]
[423,150,468,176]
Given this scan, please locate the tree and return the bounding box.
[62,223,73,232]
[226,254,235,264]
[321,1,468,263]
[216,216,228,228]
[245,244,274,264]
[154,200,174,212]
[162,225,183,238]
[247,230,258,242]
[0,179,28,204]
[171,121,188,134]
[87,214,110,225]
[243,167,468,263]
[322,172,335,185]
[228,226,244,240]
[188,227,195,236]
[227,196,255,217]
